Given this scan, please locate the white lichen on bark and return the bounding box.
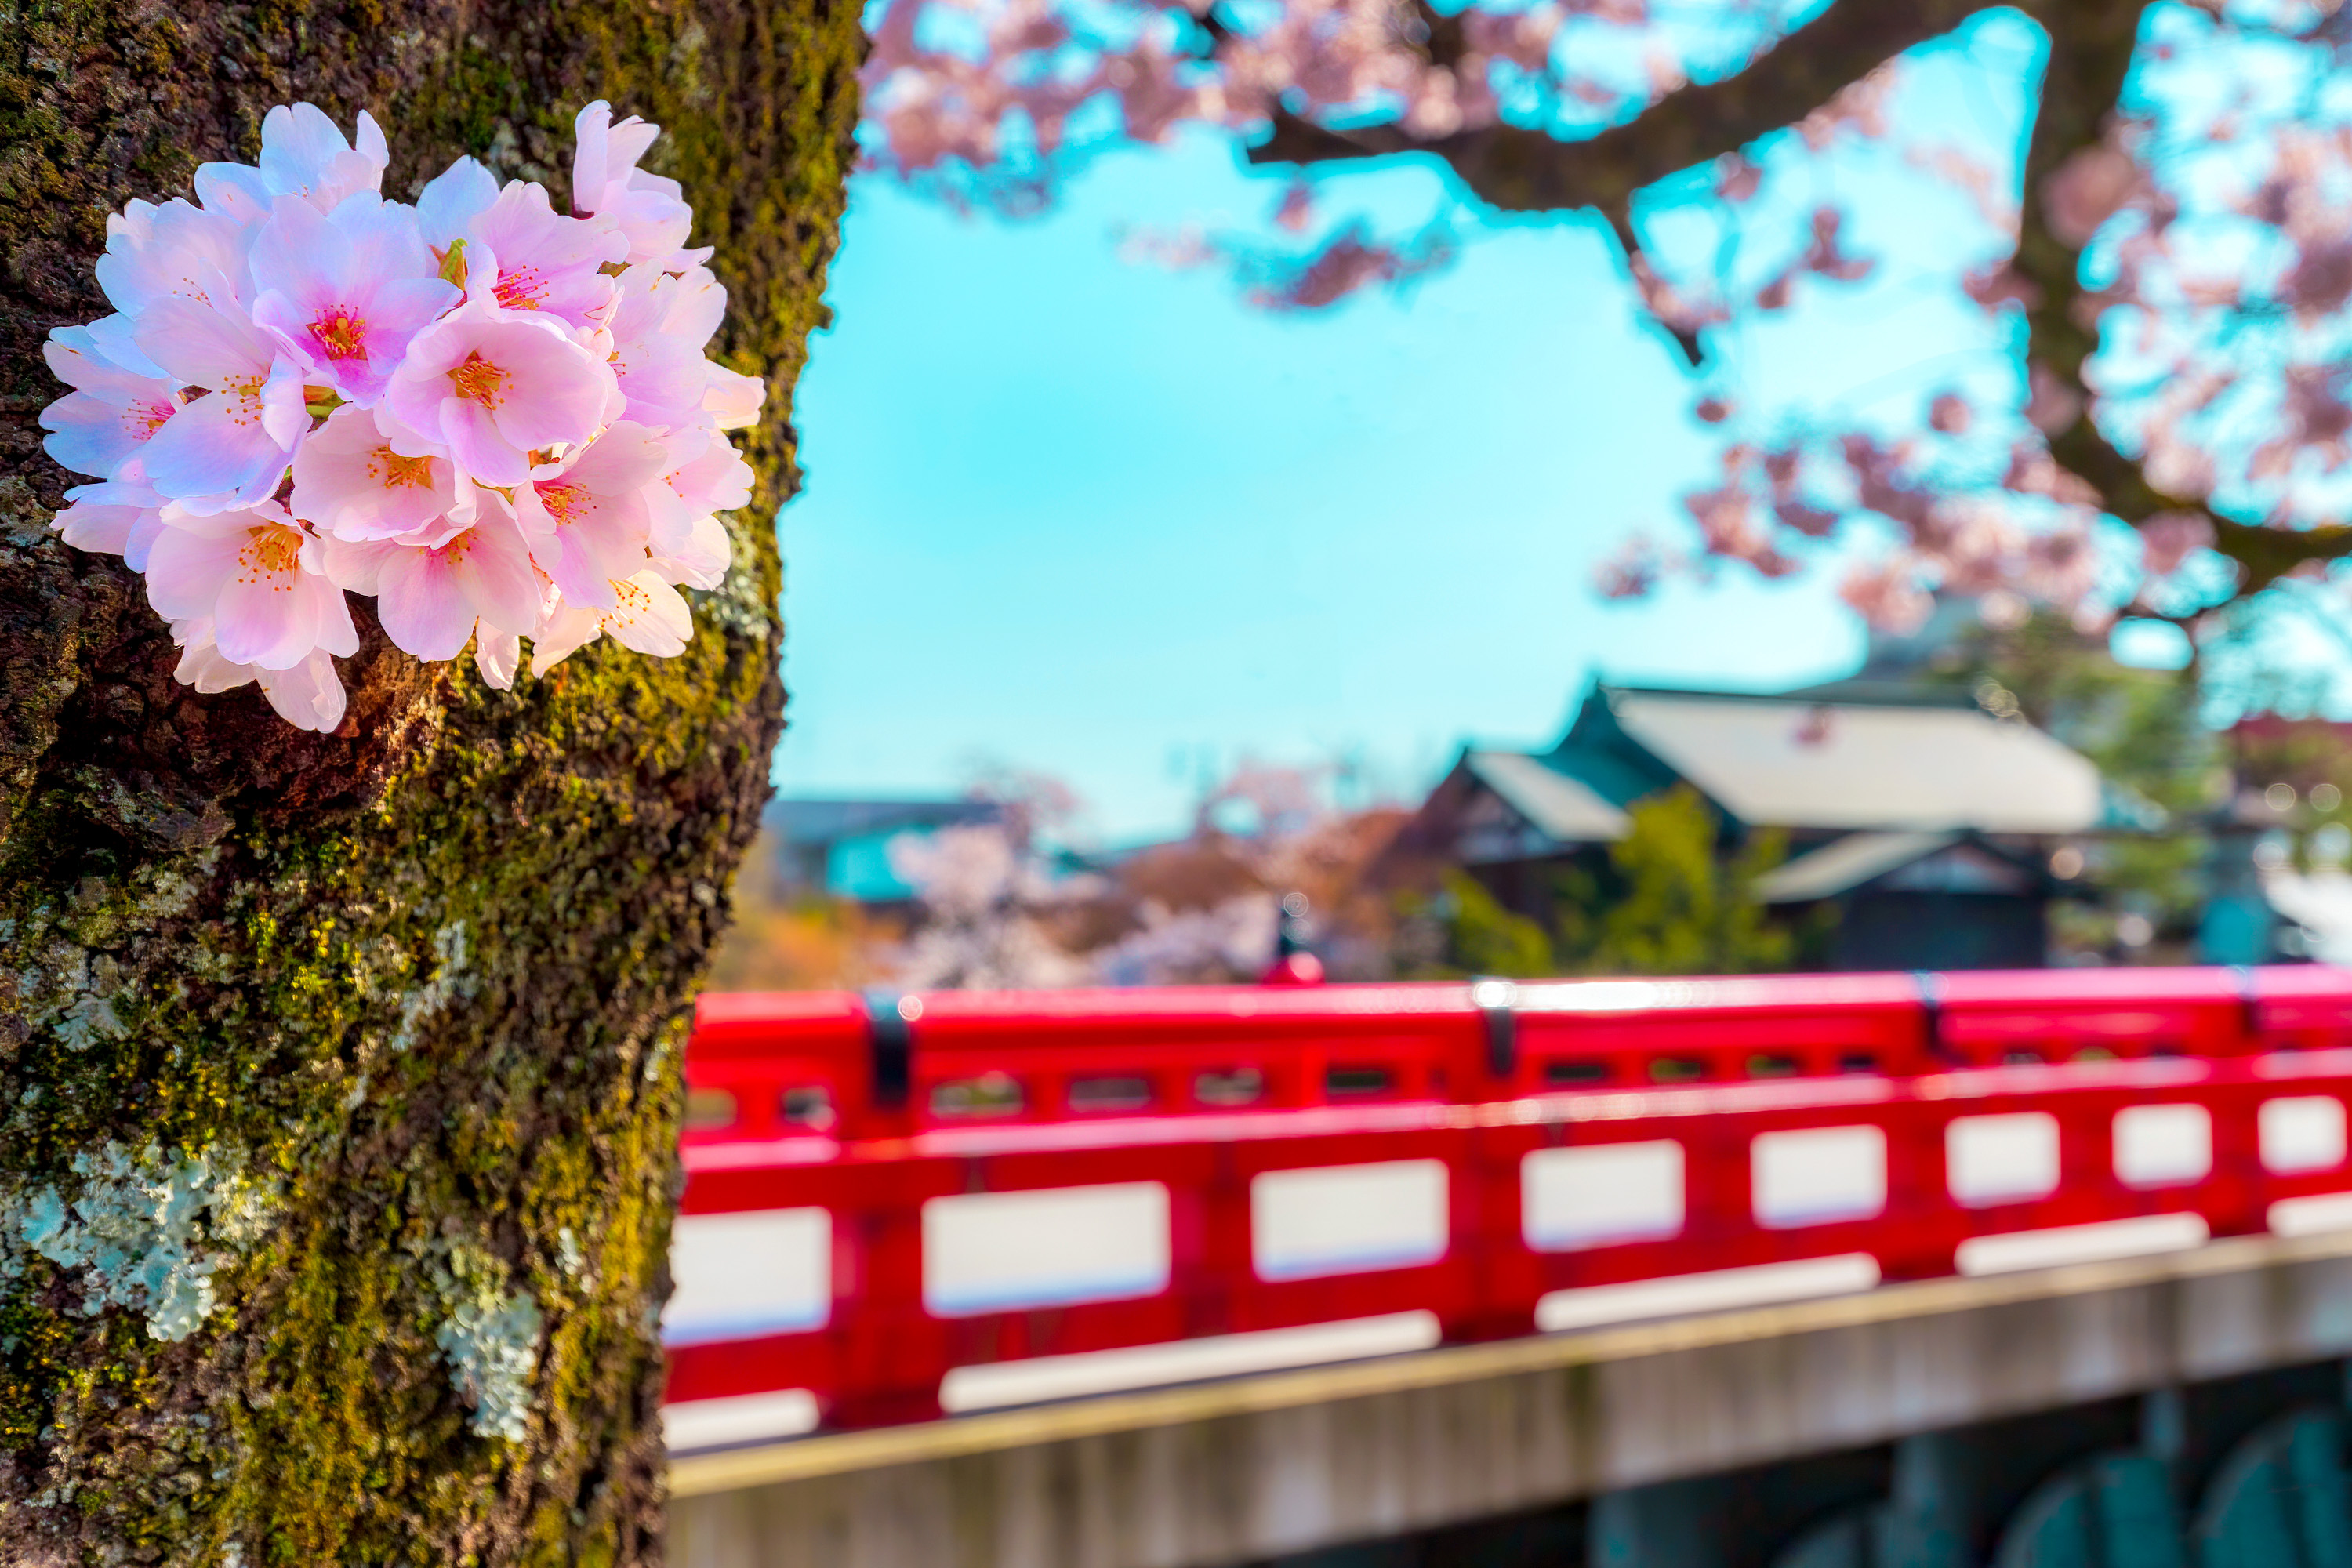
[4,1144,276,1341]
[389,918,474,1054]
[430,1240,545,1443]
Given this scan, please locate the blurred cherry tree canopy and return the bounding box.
[860,0,2352,635]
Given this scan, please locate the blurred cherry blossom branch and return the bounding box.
[865,0,2352,630]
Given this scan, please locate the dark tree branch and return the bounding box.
[1185,0,1239,56]
[1409,0,1472,74]
[1254,0,1998,366]
[1254,0,2352,597]
[1250,0,1998,217]
[2007,0,2352,594]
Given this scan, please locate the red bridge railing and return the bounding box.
[662,967,2352,1448]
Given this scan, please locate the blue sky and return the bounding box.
[769,16,2054,842]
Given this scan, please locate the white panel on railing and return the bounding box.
[938,1311,1442,1412]
[924,1182,1171,1317]
[1534,1253,1880,1332]
[2114,1104,2212,1189]
[1955,1213,2209,1276]
[1751,1126,1886,1229]
[2270,1191,2352,1236]
[1946,1112,2061,1207]
[663,1208,832,1346]
[1253,1160,1449,1280]
[662,1388,822,1452]
[2261,1096,2348,1175]
[1522,1141,1683,1251]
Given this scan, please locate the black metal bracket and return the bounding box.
[863,989,915,1109]
[2230,964,2261,1045]
[1912,970,1951,1063]
[1474,978,1519,1080]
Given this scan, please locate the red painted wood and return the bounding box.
[665,968,2352,1427]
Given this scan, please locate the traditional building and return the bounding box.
[1388,681,2160,971]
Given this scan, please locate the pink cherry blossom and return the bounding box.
[321,493,542,660]
[416,157,500,252]
[703,365,765,430]
[604,265,711,430]
[474,626,524,691]
[572,101,710,270]
[2141,512,2215,579]
[174,623,350,734]
[661,265,728,349]
[572,102,660,215]
[40,326,182,479]
[194,103,389,223]
[648,511,731,591]
[81,314,166,379]
[291,405,472,544]
[260,103,389,209]
[132,297,309,510]
[52,475,166,568]
[514,423,666,606]
[662,426,753,519]
[249,195,458,405]
[143,503,358,670]
[646,427,753,589]
[530,569,695,674]
[95,198,251,318]
[44,96,731,731]
[381,305,616,486]
[468,182,627,329]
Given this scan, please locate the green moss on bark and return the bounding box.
[0,0,861,1560]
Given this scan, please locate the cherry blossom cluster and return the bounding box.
[866,0,2352,628]
[860,0,1806,209]
[40,101,760,731]
[1599,4,2352,632]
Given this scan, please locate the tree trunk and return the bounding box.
[0,2,858,1560]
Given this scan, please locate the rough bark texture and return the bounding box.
[0,1,859,1561]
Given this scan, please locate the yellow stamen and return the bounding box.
[235,524,306,590]
[367,446,437,491]
[535,480,587,525]
[449,351,509,408]
[310,305,368,360]
[494,267,546,310]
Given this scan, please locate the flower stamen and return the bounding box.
[495,267,548,311]
[310,305,370,361]
[235,524,307,590]
[449,351,510,408]
[127,399,177,440]
[367,446,437,491]
[535,481,587,525]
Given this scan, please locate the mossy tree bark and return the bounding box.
[0,1,858,1560]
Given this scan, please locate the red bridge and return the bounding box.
[662,967,2352,1454]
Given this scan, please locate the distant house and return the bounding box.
[762,797,1003,904]
[1385,750,1631,918]
[1751,830,2055,971]
[1388,681,2159,972]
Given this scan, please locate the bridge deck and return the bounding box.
[670,1228,2352,1568]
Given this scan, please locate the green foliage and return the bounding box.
[1559,786,1794,977]
[1436,871,1557,977]
[1950,611,2219,953]
[1423,788,1793,979]
[1958,612,2218,818]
